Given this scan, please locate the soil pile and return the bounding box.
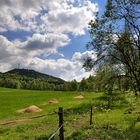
[74,95,84,99]
[43,99,59,106]
[17,105,42,113]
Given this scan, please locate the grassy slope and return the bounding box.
[0,88,99,120]
[0,88,140,140]
[0,88,100,139]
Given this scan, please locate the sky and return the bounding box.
[0,0,107,81]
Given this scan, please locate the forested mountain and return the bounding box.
[5,69,64,84]
[0,69,66,90]
[0,68,131,92]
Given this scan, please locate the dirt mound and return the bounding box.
[17,105,42,113]
[43,99,59,106]
[74,95,84,99]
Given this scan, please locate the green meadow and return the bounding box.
[0,88,140,140]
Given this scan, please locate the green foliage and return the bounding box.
[78,66,132,92]
[85,0,140,94]
[79,78,88,91]
[0,69,80,91]
[70,80,78,91]
[0,88,140,139]
[126,115,140,140]
[66,130,87,140]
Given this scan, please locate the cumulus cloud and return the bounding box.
[72,51,97,62]
[22,33,70,57]
[28,56,95,82]
[0,0,98,34]
[0,0,43,31]
[0,0,98,81]
[0,33,70,58]
[0,35,19,60]
[41,0,98,35]
[0,34,96,81]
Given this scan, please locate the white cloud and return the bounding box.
[72,51,97,62]
[0,35,96,81]
[22,33,70,56]
[41,0,98,35]
[0,0,98,81]
[0,33,70,59]
[0,35,17,60]
[28,51,96,81]
[20,53,95,81]
[0,0,43,31]
[0,0,98,34]
[73,70,93,82]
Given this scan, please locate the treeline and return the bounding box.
[0,73,67,91]
[0,76,77,91]
[0,69,70,91]
[76,73,132,92]
[82,70,132,92]
[0,70,131,92]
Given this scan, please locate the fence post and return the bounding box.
[58,107,64,140]
[90,105,93,128]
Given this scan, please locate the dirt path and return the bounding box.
[0,114,47,126]
[71,115,87,129]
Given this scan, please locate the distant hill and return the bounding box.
[0,69,66,90]
[4,69,65,84]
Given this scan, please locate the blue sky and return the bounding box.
[0,0,107,81]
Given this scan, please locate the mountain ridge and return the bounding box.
[3,68,65,82]
[0,68,66,90]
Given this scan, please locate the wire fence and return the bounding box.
[48,106,93,140]
[0,106,93,140]
[48,125,63,140]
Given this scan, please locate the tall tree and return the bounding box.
[79,78,88,91]
[85,0,140,94]
[70,80,78,91]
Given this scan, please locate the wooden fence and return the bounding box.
[48,106,93,140]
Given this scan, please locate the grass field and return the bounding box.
[0,88,140,140]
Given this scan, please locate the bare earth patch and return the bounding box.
[43,99,59,106]
[0,114,46,126]
[17,105,42,113]
[74,95,84,99]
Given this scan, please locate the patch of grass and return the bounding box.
[0,88,140,139]
[0,88,99,139]
[0,88,99,120]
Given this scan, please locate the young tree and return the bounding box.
[84,0,140,94]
